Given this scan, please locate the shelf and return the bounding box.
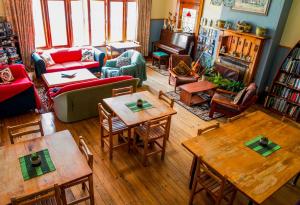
[280,70,300,78]
[219,52,252,64]
[268,107,299,121]
[218,28,270,40]
[269,94,300,107]
[274,81,300,92]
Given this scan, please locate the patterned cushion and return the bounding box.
[81,49,94,62]
[0,67,14,83]
[40,52,55,66]
[116,57,131,68]
[173,60,191,76]
[233,88,246,105]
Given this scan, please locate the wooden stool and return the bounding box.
[152,51,169,69]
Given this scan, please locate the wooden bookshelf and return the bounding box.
[265,41,300,122]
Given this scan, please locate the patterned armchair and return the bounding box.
[101,50,146,86]
[168,54,199,92]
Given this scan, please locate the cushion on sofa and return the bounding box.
[50,48,82,64]
[50,75,133,98]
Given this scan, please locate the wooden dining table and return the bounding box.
[0,130,93,205]
[103,91,177,127]
[182,111,300,204]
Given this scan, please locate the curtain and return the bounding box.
[136,0,152,56]
[4,0,35,70]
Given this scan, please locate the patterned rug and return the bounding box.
[146,62,169,76]
[165,90,224,121]
[37,86,51,113]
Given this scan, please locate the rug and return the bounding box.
[165,91,224,121]
[37,86,51,113]
[146,62,169,76]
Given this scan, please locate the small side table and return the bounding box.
[152,51,169,69]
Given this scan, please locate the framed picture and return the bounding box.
[232,0,271,16]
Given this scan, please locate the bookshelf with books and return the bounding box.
[265,41,300,122]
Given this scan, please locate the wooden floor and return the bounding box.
[0,67,299,205]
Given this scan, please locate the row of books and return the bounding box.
[0,46,21,65]
[277,73,300,89]
[290,47,300,60]
[281,58,300,75]
[272,85,300,103]
[266,97,300,118]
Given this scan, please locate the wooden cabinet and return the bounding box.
[215,29,268,85]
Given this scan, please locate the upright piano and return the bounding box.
[153,29,195,56]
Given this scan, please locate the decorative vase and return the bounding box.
[217,20,226,28]
[259,137,269,147]
[30,154,41,167]
[136,99,143,108]
[163,19,167,29]
[256,27,267,37]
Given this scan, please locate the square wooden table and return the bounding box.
[103,91,177,127]
[42,68,98,88]
[182,111,300,204]
[179,81,217,106]
[0,130,93,205]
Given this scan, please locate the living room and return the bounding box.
[0,0,300,204]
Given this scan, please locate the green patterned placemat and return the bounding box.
[125,100,153,112]
[19,149,56,181]
[245,135,281,157]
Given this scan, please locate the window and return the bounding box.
[32,0,137,48]
[181,8,197,33]
[47,0,68,46]
[32,0,46,47]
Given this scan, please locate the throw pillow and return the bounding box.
[0,67,14,83]
[116,57,131,68]
[81,49,94,62]
[233,88,247,105]
[40,52,55,66]
[173,61,191,76]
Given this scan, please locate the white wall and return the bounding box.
[202,0,222,22]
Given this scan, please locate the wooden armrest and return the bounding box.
[212,98,240,109]
[215,88,237,96]
[168,69,178,78]
[197,123,220,135]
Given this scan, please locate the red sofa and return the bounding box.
[0,64,41,117]
[32,47,105,78]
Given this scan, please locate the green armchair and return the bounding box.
[101,50,147,86]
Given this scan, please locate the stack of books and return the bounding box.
[5,46,21,64]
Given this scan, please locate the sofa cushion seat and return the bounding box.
[46,64,66,73]
[61,61,83,70]
[80,61,100,69]
[49,75,133,98]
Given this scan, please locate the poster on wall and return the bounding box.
[232,0,271,15]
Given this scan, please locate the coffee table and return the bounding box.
[179,81,217,106]
[42,68,98,88]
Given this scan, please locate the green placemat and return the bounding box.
[125,100,153,112]
[19,149,56,181]
[245,135,281,157]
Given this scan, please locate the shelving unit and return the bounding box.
[196,25,219,60]
[265,41,300,122]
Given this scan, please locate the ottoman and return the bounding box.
[152,51,169,69]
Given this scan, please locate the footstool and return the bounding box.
[152,51,169,69]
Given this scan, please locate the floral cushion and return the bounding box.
[0,67,14,83]
[173,60,191,76]
[41,52,55,66]
[116,57,131,68]
[81,49,94,62]
[233,88,246,105]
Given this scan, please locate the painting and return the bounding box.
[232,0,271,15]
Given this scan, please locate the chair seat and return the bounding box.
[175,75,198,85]
[102,117,128,133]
[212,93,237,110]
[135,125,166,141]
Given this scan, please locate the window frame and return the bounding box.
[33,0,137,49]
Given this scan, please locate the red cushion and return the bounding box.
[0,64,27,79]
[51,76,133,97]
[61,61,83,70]
[50,48,82,63]
[80,61,99,69]
[46,64,66,73]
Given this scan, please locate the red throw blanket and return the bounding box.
[0,64,41,109]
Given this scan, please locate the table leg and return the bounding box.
[128,127,132,152]
[189,155,197,189]
[88,175,95,205]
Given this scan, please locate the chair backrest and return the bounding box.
[145,115,171,138]
[158,91,174,108]
[240,83,257,107]
[7,120,44,144]
[98,103,113,131]
[11,184,61,205]
[112,86,134,97]
[197,123,220,135]
[78,136,93,170]
[169,54,192,69]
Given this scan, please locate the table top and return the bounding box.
[0,130,92,204]
[42,68,98,88]
[108,41,140,50]
[103,91,177,127]
[179,81,217,93]
[182,111,300,204]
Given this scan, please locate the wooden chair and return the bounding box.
[112,86,134,97]
[98,103,130,159]
[189,157,237,205]
[60,136,94,205]
[281,116,300,186]
[133,115,171,166]
[158,90,174,108]
[11,184,61,205]
[227,113,246,123]
[7,120,44,144]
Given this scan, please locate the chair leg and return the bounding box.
[161,135,167,160]
[158,59,161,69]
[127,128,131,153]
[109,133,113,160]
[189,176,198,205]
[209,102,216,118]
[100,127,104,148]
[61,187,68,205]
[88,175,95,205]
[143,139,148,166]
[229,190,237,205]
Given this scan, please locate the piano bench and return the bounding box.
[152,51,169,69]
